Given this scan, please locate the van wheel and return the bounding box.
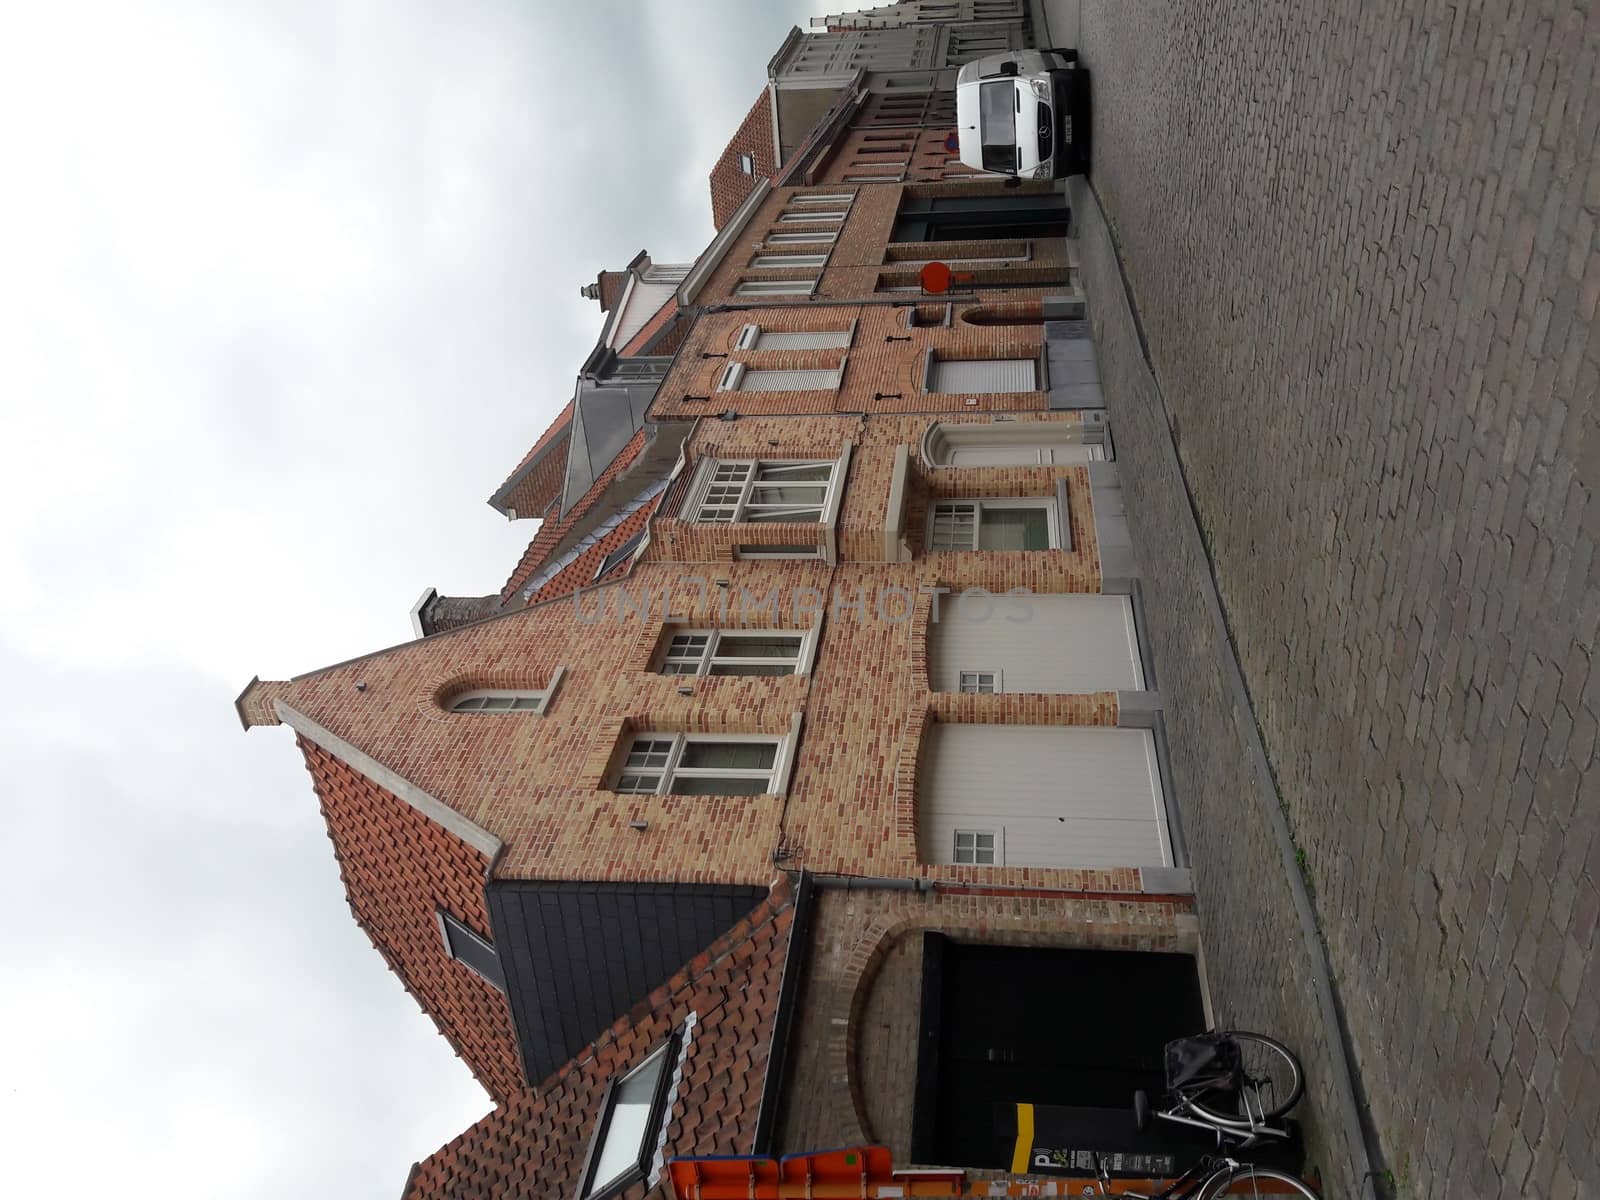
[1045,47,1079,63]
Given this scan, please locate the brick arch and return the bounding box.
[892,707,933,863]
[828,900,1199,1152]
[422,667,556,717]
[957,300,1046,326]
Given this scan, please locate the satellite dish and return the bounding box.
[920,261,954,293]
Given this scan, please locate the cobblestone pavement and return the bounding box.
[1069,180,1366,1196]
[1068,1,1600,1197]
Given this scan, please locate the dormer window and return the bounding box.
[579,1039,677,1199]
[436,911,505,990]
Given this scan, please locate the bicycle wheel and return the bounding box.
[1197,1166,1321,1198]
[1188,1032,1305,1125]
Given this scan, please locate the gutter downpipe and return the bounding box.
[751,870,817,1156]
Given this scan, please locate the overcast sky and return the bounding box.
[0,3,820,1196]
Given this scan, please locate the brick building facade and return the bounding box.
[238,12,1216,1197]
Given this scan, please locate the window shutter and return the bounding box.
[929,359,1039,393]
[738,368,842,391]
[753,330,850,350]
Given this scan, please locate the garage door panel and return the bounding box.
[922,811,1166,869]
[921,725,1170,868]
[932,594,1143,693]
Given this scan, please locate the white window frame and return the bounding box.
[751,253,827,269]
[612,732,796,797]
[578,1038,676,1199]
[953,828,1003,865]
[738,151,755,174]
[734,278,818,296]
[778,210,846,223]
[790,192,854,204]
[927,498,1060,551]
[689,458,843,523]
[957,669,1001,694]
[765,230,838,245]
[717,361,844,392]
[658,627,819,677]
[734,542,826,560]
[449,668,568,716]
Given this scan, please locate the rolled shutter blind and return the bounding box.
[754,330,850,350]
[738,368,841,391]
[929,358,1038,393]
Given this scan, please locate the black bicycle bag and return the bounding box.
[1164,1033,1243,1092]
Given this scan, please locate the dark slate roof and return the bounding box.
[486,880,770,1088]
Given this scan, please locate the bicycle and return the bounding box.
[1084,1149,1321,1198]
[1135,1031,1306,1150]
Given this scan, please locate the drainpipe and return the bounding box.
[809,873,934,892]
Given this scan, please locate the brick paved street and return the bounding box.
[1061,1,1600,1196]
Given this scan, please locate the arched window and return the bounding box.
[445,667,566,716]
[921,420,1105,467]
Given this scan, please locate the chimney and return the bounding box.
[411,589,502,638]
[583,270,632,313]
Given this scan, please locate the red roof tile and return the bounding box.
[404,883,795,1199]
[525,505,653,603]
[497,426,655,605]
[298,738,525,1102]
[709,88,776,229]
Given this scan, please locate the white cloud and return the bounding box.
[0,1,828,1196]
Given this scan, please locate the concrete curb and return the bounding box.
[1067,174,1385,1199]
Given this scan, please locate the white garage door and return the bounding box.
[931,594,1144,693]
[920,724,1171,868]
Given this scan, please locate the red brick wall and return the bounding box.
[817,126,988,186]
[709,88,777,229]
[693,181,1074,309]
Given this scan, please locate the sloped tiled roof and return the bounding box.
[403,882,796,1199]
[517,503,654,604]
[498,426,653,605]
[299,738,525,1103]
[709,87,776,229]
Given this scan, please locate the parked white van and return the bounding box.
[955,49,1090,181]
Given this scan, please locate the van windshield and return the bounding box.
[978,81,1017,173]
